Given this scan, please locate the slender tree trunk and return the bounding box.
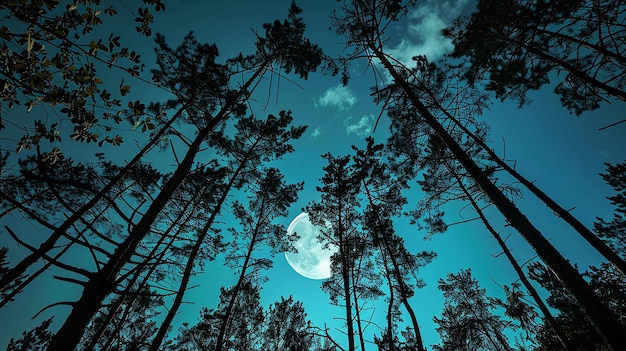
[214,228,260,351]
[0,106,186,293]
[372,46,626,351]
[382,259,395,351]
[351,264,367,351]
[452,167,575,351]
[421,90,626,276]
[339,208,356,351]
[342,255,356,351]
[150,204,225,351]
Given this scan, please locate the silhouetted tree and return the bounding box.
[213,167,303,351]
[433,269,514,351]
[397,58,626,277]
[355,138,435,351]
[454,174,575,350]
[174,281,265,351]
[529,261,626,350]
[444,0,626,115]
[307,153,371,351]
[78,162,217,349]
[262,296,318,351]
[143,166,227,351]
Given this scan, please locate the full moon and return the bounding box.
[284,212,337,279]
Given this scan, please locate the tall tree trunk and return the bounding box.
[214,226,262,351]
[351,262,367,351]
[372,46,626,351]
[452,166,575,351]
[85,196,198,350]
[339,209,356,351]
[382,258,395,351]
[150,203,226,351]
[420,90,626,276]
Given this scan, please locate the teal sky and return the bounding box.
[1,0,625,349]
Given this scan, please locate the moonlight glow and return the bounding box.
[284,213,337,279]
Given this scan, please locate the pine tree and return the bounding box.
[529,262,626,350]
[433,269,514,351]
[444,0,626,115]
[307,152,377,351]
[355,138,435,351]
[213,167,303,351]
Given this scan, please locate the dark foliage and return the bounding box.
[595,162,626,258]
[445,0,626,115]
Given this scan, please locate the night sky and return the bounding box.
[1,0,624,349]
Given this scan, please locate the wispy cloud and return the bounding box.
[386,0,471,66]
[345,115,373,137]
[317,84,357,111]
[310,127,321,140]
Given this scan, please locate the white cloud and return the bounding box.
[317,84,357,111]
[345,115,374,137]
[386,0,471,67]
[310,127,321,140]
